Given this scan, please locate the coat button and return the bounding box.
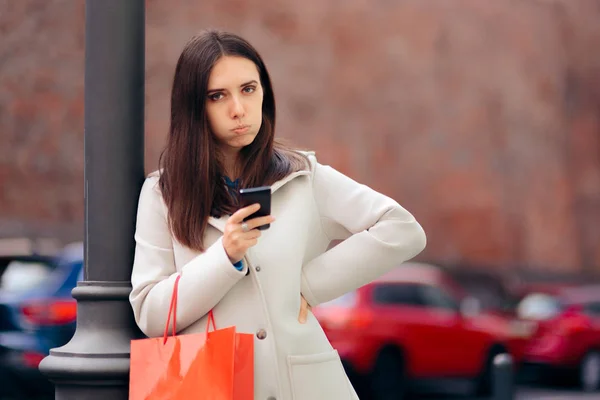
[266,397,276,400]
[256,329,267,340]
[255,266,261,272]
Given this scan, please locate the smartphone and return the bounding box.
[238,186,272,230]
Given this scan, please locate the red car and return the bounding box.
[313,262,521,399]
[515,284,600,392]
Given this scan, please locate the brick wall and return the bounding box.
[1,0,599,272]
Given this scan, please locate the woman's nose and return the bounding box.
[230,96,245,119]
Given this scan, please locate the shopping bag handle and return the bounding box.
[163,274,181,344]
[163,274,217,344]
[206,308,216,333]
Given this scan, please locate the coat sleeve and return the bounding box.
[129,175,247,338]
[300,158,427,307]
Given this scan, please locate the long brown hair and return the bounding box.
[158,29,307,251]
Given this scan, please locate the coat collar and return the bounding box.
[207,169,311,233]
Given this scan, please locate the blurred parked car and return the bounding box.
[313,262,523,400]
[515,284,600,392]
[444,266,516,318]
[0,241,83,399]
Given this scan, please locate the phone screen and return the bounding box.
[238,186,271,230]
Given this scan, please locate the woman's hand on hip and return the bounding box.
[223,203,275,264]
[298,294,311,324]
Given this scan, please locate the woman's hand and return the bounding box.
[298,294,311,324]
[223,203,275,264]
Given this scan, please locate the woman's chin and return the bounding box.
[232,134,257,148]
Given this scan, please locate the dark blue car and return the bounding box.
[0,242,83,399]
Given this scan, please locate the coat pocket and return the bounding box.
[287,349,352,400]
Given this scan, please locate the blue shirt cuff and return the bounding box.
[232,260,244,271]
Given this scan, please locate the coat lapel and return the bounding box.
[207,169,311,233]
[207,215,228,233]
[270,170,310,193]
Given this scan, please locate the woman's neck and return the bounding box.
[221,151,241,180]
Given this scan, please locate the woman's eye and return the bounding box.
[208,92,224,101]
[242,86,256,94]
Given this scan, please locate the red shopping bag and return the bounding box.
[129,275,254,399]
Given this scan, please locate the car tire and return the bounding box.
[476,347,505,396]
[370,348,407,400]
[580,351,600,392]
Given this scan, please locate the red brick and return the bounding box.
[1,0,599,273]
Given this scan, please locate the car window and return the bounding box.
[516,293,563,320]
[372,284,424,306]
[420,285,459,311]
[451,274,509,311]
[0,260,54,293]
[584,302,600,317]
[461,284,506,311]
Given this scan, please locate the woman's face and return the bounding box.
[205,55,264,155]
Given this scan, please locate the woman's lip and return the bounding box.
[232,125,250,134]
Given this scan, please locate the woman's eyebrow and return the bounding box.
[207,80,258,94]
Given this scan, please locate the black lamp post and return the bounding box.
[39,1,145,398]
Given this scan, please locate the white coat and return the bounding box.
[129,152,426,400]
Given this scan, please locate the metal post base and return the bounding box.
[39,282,141,399]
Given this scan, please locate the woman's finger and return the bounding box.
[298,295,309,324]
[240,229,262,240]
[229,203,261,224]
[244,215,275,230]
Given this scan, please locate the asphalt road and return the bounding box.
[516,386,599,400]
[427,384,600,400]
[3,382,598,400]
[3,386,599,400]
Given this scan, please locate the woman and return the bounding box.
[130,29,426,400]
